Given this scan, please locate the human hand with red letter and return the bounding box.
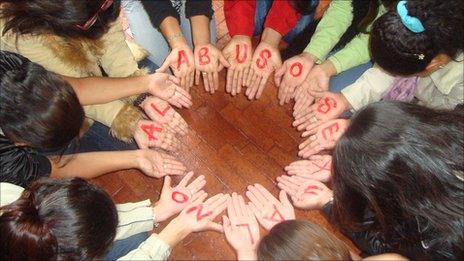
[157,44,196,91]
[277,177,333,210]
[244,42,282,100]
[298,119,350,158]
[194,43,230,94]
[176,193,230,232]
[141,96,188,136]
[153,171,207,222]
[246,184,295,231]
[135,149,186,178]
[133,119,180,151]
[223,193,260,261]
[304,60,337,92]
[284,155,332,182]
[293,91,349,131]
[274,53,317,105]
[222,36,252,96]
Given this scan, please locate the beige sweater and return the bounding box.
[0,17,146,141]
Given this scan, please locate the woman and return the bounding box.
[0,175,227,260]
[279,102,464,259]
[0,0,154,145]
[0,51,188,187]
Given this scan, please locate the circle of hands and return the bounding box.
[130,36,358,257]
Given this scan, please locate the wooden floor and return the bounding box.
[94,1,358,259]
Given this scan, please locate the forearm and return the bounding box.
[65,75,150,105]
[49,150,141,179]
[190,15,211,46]
[158,217,191,247]
[160,16,188,49]
[261,27,282,48]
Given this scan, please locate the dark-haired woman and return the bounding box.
[0,51,188,187]
[0,176,228,260]
[293,0,463,129]
[280,102,464,260]
[277,0,397,106]
[222,0,319,99]
[0,0,155,144]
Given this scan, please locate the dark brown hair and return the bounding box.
[0,178,118,260]
[257,220,352,260]
[0,0,121,39]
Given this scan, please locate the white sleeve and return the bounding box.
[115,199,155,241]
[341,67,396,111]
[0,183,24,206]
[118,233,171,260]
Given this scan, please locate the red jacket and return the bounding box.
[224,0,301,37]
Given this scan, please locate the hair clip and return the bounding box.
[415,53,425,60]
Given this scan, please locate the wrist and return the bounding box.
[169,36,188,49]
[158,216,192,247]
[152,203,172,223]
[319,190,334,209]
[231,35,251,42]
[320,60,337,77]
[237,250,257,260]
[300,52,317,64]
[261,27,282,47]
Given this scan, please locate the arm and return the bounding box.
[64,75,149,106]
[303,0,353,62]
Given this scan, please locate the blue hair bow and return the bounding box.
[397,0,425,33]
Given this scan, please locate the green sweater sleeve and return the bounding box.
[303,0,353,62]
[328,4,387,74]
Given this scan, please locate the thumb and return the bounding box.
[162,175,172,191]
[206,221,224,233]
[274,63,287,86]
[156,58,171,73]
[222,215,231,233]
[219,52,231,68]
[309,90,327,98]
[279,190,291,207]
[168,74,180,85]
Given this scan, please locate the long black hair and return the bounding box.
[0,178,118,260]
[332,101,464,259]
[370,0,464,75]
[0,0,121,39]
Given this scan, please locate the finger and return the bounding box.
[207,73,215,94]
[204,193,225,206]
[195,69,200,86]
[180,75,186,90]
[206,222,223,232]
[279,190,292,207]
[191,191,208,203]
[246,74,259,99]
[245,190,265,209]
[242,66,250,87]
[222,215,231,234]
[247,202,263,220]
[202,72,210,93]
[231,192,241,216]
[213,71,219,92]
[162,175,172,190]
[226,68,234,94]
[178,171,194,187]
[254,184,279,204]
[232,68,239,95]
[227,194,237,218]
[189,70,195,89]
[247,185,268,206]
[209,195,229,218]
[309,90,327,98]
[274,64,286,87]
[276,176,299,191]
[245,67,254,87]
[255,75,268,99]
[236,70,243,95]
[156,59,171,73]
[276,181,298,197]
[237,195,247,217]
[219,52,231,69]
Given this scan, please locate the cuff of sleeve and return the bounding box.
[141,234,172,259]
[116,199,152,211]
[327,55,343,74]
[228,29,254,38]
[341,86,362,111]
[303,47,325,64]
[110,104,145,143]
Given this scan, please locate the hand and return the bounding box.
[222,36,252,96]
[298,119,350,158]
[141,96,188,136]
[154,171,207,222]
[293,77,316,119]
[284,155,332,182]
[194,43,230,94]
[293,91,349,131]
[245,184,295,231]
[157,44,195,91]
[223,193,260,260]
[134,119,180,151]
[275,53,316,105]
[147,73,193,109]
[244,42,282,100]
[176,193,230,232]
[276,177,333,210]
[135,149,186,178]
[304,61,336,92]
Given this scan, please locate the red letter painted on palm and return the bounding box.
[150,103,171,117]
[265,204,285,223]
[235,44,248,63]
[186,204,212,221]
[256,49,272,69]
[312,160,331,173]
[171,191,189,203]
[321,122,339,141]
[236,223,255,244]
[304,185,322,195]
[141,124,162,141]
[317,97,337,114]
[177,50,190,70]
[289,62,303,77]
[198,47,211,65]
